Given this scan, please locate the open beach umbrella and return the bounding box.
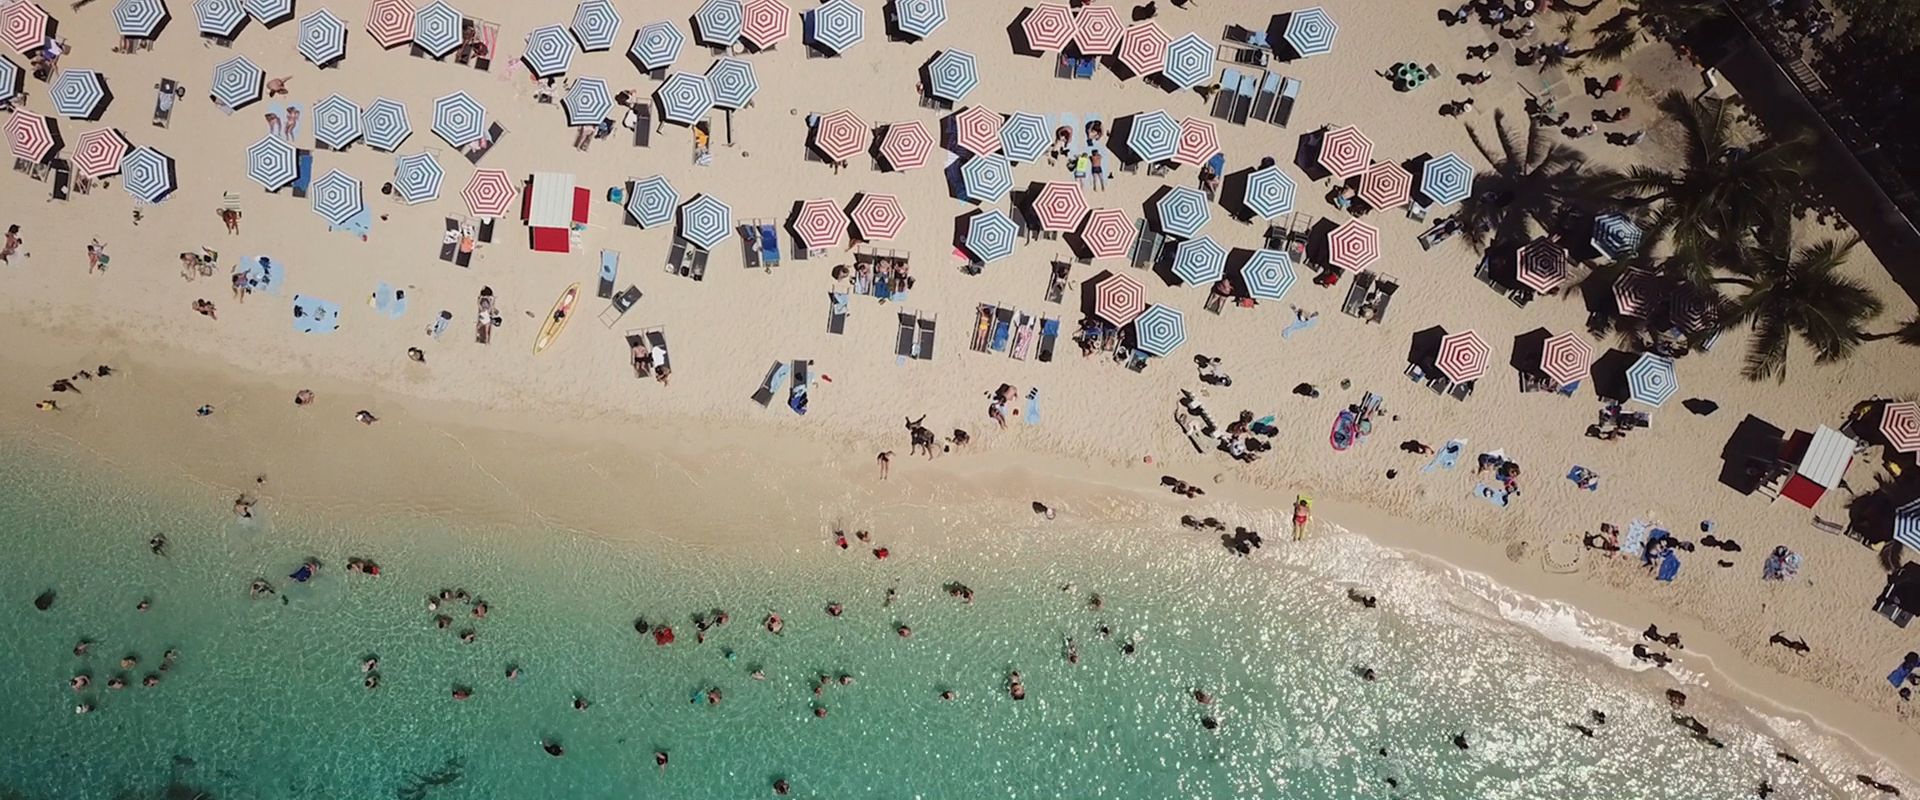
[1625,352,1677,408]
[1436,330,1491,383]
[49,69,109,120]
[849,193,905,241]
[705,57,756,109]
[1669,291,1719,334]
[1611,269,1660,318]
[298,8,347,66]
[430,90,484,147]
[1116,20,1167,77]
[1242,165,1296,219]
[313,93,363,149]
[629,21,683,71]
[1020,2,1073,51]
[1538,330,1592,387]
[6,109,58,162]
[1418,151,1473,206]
[2,0,46,52]
[1316,125,1372,180]
[1131,304,1186,356]
[961,153,1012,203]
[0,54,21,101]
[563,76,613,126]
[624,174,676,227]
[362,97,410,151]
[804,0,862,55]
[1173,115,1217,168]
[1896,497,1920,553]
[411,0,459,58]
[923,49,978,103]
[964,208,1017,263]
[1515,238,1568,293]
[245,133,295,189]
[523,24,577,78]
[878,120,932,171]
[1170,235,1226,285]
[462,167,515,218]
[1150,185,1210,239]
[1592,213,1642,261]
[570,0,619,51]
[1029,181,1089,233]
[654,72,714,126]
[693,0,742,47]
[678,193,732,249]
[1877,401,1920,454]
[115,0,169,38]
[242,0,291,26]
[1282,6,1337,58]
[1073,207,1131,260]
[73,127,129,178]
[1359,161,1412,210]
[952,105,1001,156]
[1241,249,1296,301]
[310,168,364,226]
[807,107,867,162]
[1000,111,1048,163]
[195,0,246,38]
[892,0,944,40]
[364,0,414,49]
[789,198,847,251]
[740,0,789,49]
[1093,271,1145,325]
[210,54,265,110]
[120,146,176,202]
[1073,5,1122,55]
[1121,109,1179,163]
[1325,218,1379,271]
[1160,33,1211,90]
[392,151,443,204]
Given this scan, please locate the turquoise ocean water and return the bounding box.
[0,440,1868,799]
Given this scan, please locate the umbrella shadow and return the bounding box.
[1079,269,1113,321]
[915,55,957,111]
[867,125,889,171]
[1293,127,1331,182]
[1142,184,1175,234]
[1222,248,1256,297]
[1100,54,1138,81]
[943,158,969,201]
[1509,327,1551,377]
[1265,13,1307,62]
[1110,113,1146,166]
[1303,217,1339,267]
[1149,245,1182,288]
[1408,325,1448,371]
[1006,12,1043,58]
[1718,414,1786,495]
[1218,167,1257,223]
[1590,348,1637,402]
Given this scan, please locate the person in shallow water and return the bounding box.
[541,740,564,757]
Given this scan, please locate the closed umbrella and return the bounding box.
[310,169,364,226]
[121,146,177,203]
[1418,151,1473,206]
[1436,330,1491,383]
[922,49,977,103]
[570,0,620,51]
[692,0,742,47]
[210,55,265,110]
[430,90,485,147]
[362,97,410,151]
[313,93,364,149]
[678,193,732,249]
[1116,20,1167,77]
[564,76,613,126]
[1240,249,1296,301]
[1241,165,1295,219]
[73,127,129,178]
[1169,235,1226,285]
[963,208,1017,263]
[1324,218,1379,271]
[960,153,1012,203]
[741,0,790,49]
[298,8,348,66]
[1625,352,1677,408]
[1160,33,1210,89]
[364,0,415,49]
[1150,185,1209,239]
[410,0,460,58]
[1000,111,1048,163]
[878,120,932,171]
[804,0,862,55]
[624,174,676,227]
[522,24,576,77]
[1072,207,1131,260]
[807,107,868,162]
[629,20,683,71]
[392,151,443,204]
[849,193,905,241]
[892,0,944,40]
[952,105,1002,156]
[245,133,296,189]
[1093,271,1145,325]
[1131,304,1186,356]
[705,57,757,109]
[462,168,516,218]
[1028,181,1089,233]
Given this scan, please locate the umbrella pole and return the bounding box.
[725,109,735,147]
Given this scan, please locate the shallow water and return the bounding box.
[0,440,1870,799]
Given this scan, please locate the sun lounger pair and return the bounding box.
[893,310,936,360]
[462,123,507,164]
[624,327,668,379]
[664,238,709,280]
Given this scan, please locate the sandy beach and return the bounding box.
[5,0,1920,793]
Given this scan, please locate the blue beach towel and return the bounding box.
[1024,388,1041,425]
[1281,313,1319,339]
[330,206,372,238]
[1890,663,1915,688]
[1475,484,1509,507]
[235,256,284,295]
[1657,551,1681,582]
[1421,439,1465,473]
[1566,466,1600,491]
[374,282,394,314]
[291,295,341,334]
[429,312,450,339]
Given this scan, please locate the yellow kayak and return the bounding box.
[535,283,580,354]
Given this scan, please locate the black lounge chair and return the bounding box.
[896,310,917,356]
[600,285,641,326]
[916,312,936,360]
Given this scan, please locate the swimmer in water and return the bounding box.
[149,534,168,556]
[837,674,854,686]
[74,639,92,656]
[1566,723,1595,737]
[896,624,913,638]
[573,695,590,711]
[1357,666,1378,682]
[772,778,791,795]
[834,531,848,549]
[427,596,440,612]
[107,676,127,690]
[765,613,784,634]
[1064,637,1079,665]
[654,751,668,772]
[885,587,897,607]
[70,675,90,691]
[472,601,489,619]
[1201,716,1219,730]
[136,598,151,612]
[812,706,828,718]
[506,664,521,680]
[1088,593,1104,611]
[1590,709,1608,725]
[362,657,379,672]
[249,579,275,599]
[1452,733,1470,749]
[364,673,380,690]
[75,702,94,714]
[435,615,452,629]
[750,668,767,681]
[142,674,159,688]
[541,740,565,758]
[940,690,956,701]
[826,602,843,617]
[1007,670,1026,700]
[706,688,723,706]
[1193,689,1214,705]
[120,656,138,670]
[452,686,472,701]
[459,629,476,644]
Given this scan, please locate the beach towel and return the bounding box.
[291,295,341,334]
[1421,439,1465,473]
[429,311,451,339]
[1024,388,1041,425]
[1566,466,1600,491]
[831,292,850,315]
[1657,551,1681,582]
[1622,520,1652,563]
[1281,312,1319,339]
[1475,484,1509,507]
[1890,662,1916,688]
[235,256,284,295]
[1762,548,1801,581]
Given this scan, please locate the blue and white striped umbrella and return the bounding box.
[1282,6,1337,58]
[563,76,613,126]
[1894,496,1920,553]
[1592,213,1643,261]
[1152,185,1210,239]
[1242,166,1295,219]
[431,90,486,147]
[705,57,756,110]
[893,0,945,39]
[1161,33,1211,90]
[804,0,862,55]
[1625,352,1677,408]
[965,209,1018,263]
[961,153,1013,204]
[1240,248,1296,300]
[412,1,461,58]
[310,169,364,226]
[625,174,677,228]
[1169,235,1226,285]
[1123,109,1178,162]
[523,24,576,78]
[923,49,977,103]
[114,0,169,38]
[392,151,443,204]
[313,93,363,149]
[571,0,620,51]
[245,134,296,190]
[1131,304,1186,356]
[693,0,743,47]
[49,69,109,120]
[678,193,732,249]
[630,21,684,71]
[298,8,347,66]
[1000,111,1048,163]
[653,72,714,125]
[242,0,291,25]
[362,97,410,151]
[1418,151,1474,206]
[195,0,246,38]
[210,55,264,110]
[0,56,19,102]
[121,146,177,203]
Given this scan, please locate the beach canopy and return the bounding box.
[1131,304,1186,356]
[624,174,676,227]
[115,0,169,38]
[1000,111,1048,163]
[629,21,683,71]
[73,127,129,178]
[678,193,732,249]
[1592,212,1642,261]
[6,109,57,162]
[0,54,20,100]
[3,0,48,52]
[1282,6,1337,58]
[1151,184,1210,239]
[1170,235,1226,285]
[1116,20,1167,77]
[1359,161,1412,209]
[49,69,109,120]
[1093,271,1145,325]
[1074,207,1131,260]
[1317,125,1372,179]
[1782,425,1854,509]
[808,107,868,162]
[892,0,944,39]
[693,0,742,47]
[245,133,295,189]
[313,93,363,149]
[362,97,410,151]
[961,153,1012,203]
[789,198,847,250]
[964,208,1017,263]
[392,150,443,204]
[211,54,265,110]
[1515,238,1568,293]
[1436,329,1491,383]
[878,120,932,171]
[849,193,905,241]
[121,146,176,202]
[563,76,613,126]
[1325,218,1379,271]
[1173,115,1217,168]
[705,57,757,109]
[1242,165,1296,219]
[1877,401,1920,454]
[655,72,714,126]
[1122,109,1178,163]
[462,167,515,218]
[430,90,485,146]
[1612,269,1660,318]
[804,0,862,55]
[740,0,789,49]
[1418,151,1473,206]
[1020,2,1073,51]
[1625,352,1677,408]
[923,49,977,103]
[298,8,348,66]
[1160,33,1211,90]
[411,1,460,57]
[1538,330,1591,387]
[1029,180,1089,233]
[953,105,1001,156]
[1073,5,1122,55]
[1241,249,1296,301]
[195,0,246,38]
[1896,496,1920,553]
[365,0,414,49]
[571,0,620,51]
[242,0,290,25]
[310,168,363,225]
[523,24,577,77]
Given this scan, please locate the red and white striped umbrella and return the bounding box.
[1073,5,1122,55]
[741,0,791,49]
[809,108,870,163]
[6,109,56,162]
[1074,207,1131,260]
[1324,218,1378,271]
[1093,270,1145,326]
[1515,238,1568,293]
[1116,19,1166,77]
[849,192,905,241]
[1879,401,1920,454]
[1358,161,1411,209]
[1538,331,1592,387]
[879,120,933,170]
[1612,269,1660,318]
[1173,116,1218,168]
[789,197,847,250]
[953,105,1001,156]
[72,127,129,178]
[3,0,49,53]
[462,168,515,218]
[1029,181,1089,233]
[1316,124,1373,180]
[1436,329,1491,383]
[365,0,416,49]
[1021,2,1074,51]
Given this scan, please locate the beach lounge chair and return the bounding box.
[1045,262,1069,303]
[632,104,652,147]
[646,329,670,372]
[463,123,507,164]
[153,79,180,127]
[1011,313,1037,360]
[990,306,1015,353]
[1271,77,1301,128]
[970,304,995,353]
[827,292,849,334]
[916,313,936,360]
[1212,69,1243,121]
[690,247,709,281]
[1036,317,1060,362]
[1129,217,1163,271]
[48,159,69,201]
[600,285,641,326]
[623,331,649,378]
[1370,275,1398,324]
[1250,72,1281,123]
[740,225,763,269]
[896,310,917,356]
[751,360,790,407]
[1342,270,1376,318]
[1230,74,1257,125]
[758,224,781,269]
[473,20,499,71]
[440,218,461,261]
[788,360,811,415]
[665,238,691,276]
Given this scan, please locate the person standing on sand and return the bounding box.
[877,451,893,480]
[2,224,24,263]
[86,240,108,274]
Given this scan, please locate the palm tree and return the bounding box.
[1863,316,1920,346]
[1456,111,1602,252]
[1721,234,1883,382]
[1588,0,1729,63]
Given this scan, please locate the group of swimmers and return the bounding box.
[34,364,115,411]
[68,640,177,714]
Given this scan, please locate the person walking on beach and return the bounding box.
[877,451,893,480]
[86,240,108,274]
[2,224,24,263]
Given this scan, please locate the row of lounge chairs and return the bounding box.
[971,303,1060,362]
[1212,67,1299,127]
[894,310,937,360]
[1340,270,1399,324]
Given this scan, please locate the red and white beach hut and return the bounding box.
[522,171,588,253]
[1777,425,1854,509]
